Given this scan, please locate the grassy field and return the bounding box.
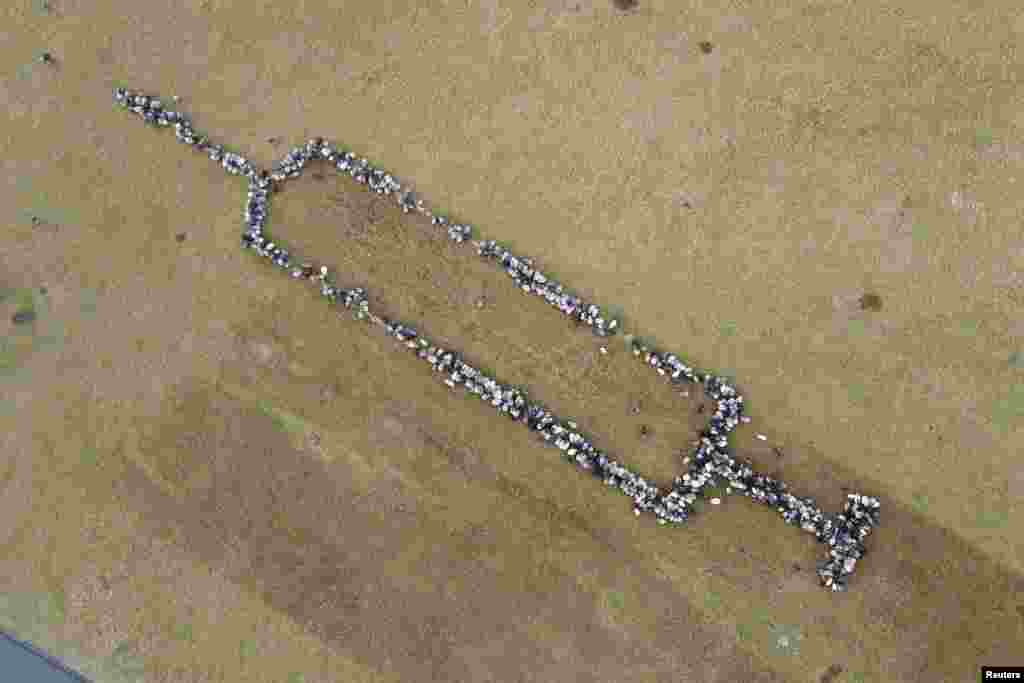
[3,1,1023,681]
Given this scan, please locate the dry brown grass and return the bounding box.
[2,1,1022,681]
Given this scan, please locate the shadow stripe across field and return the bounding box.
[0,629,91,682]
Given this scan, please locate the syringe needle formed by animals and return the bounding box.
[112,86,881,593]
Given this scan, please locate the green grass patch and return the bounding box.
[239,639,256,660]
[846,383,866,404]
[975,508,1009,530]
[604,303,626,327]
[768,623,803,656]
[0,591,64,638]
[703,486,726,502]
[37,333,61,348]
[991,384,1024,432]
[287,673,306,683]
[910,493,928,514]
[0,288,62,377]
[49,589,65,625]
[736,623,752,641]
[108,640,146,680]
[256,400,310,435]
[174,622,194,642]
[80,447,99,468]
[846,672,865,683]
[1009,352,1024,369]
[80,289,99,315]
[954,319,978,337]
[911,223,928,241]
[16,62,35,80]
[0,339,20,374]
[711,370,736,388]
[703,590,721,611]
[975,128,995,147]
[8,288,37,314]
[719,321,737,337]
[19,193,81,227]
[606,590,625,610]
[749,606,773,627]
[846,319,866,336]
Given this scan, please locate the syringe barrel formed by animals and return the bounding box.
[112,86,882,592]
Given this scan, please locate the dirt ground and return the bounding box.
[3,1,1023,681]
